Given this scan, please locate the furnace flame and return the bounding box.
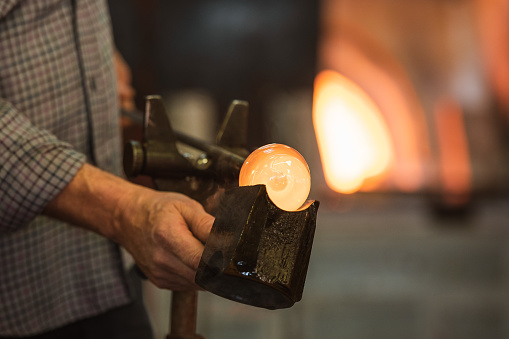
[313,70,393,194]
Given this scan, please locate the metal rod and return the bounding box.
[167,291,204,339]
[121,109,246,167]
[174,131,245,166]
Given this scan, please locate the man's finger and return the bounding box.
[178,200,214,244]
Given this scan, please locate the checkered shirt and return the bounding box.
[0,0,132,335]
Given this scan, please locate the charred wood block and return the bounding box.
[196,185,319,309]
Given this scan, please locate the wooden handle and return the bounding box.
[166,291,204,339]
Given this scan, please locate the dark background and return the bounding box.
[108,0,319,148]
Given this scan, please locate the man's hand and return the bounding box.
[44,164,214,290]
[115,189,213,290]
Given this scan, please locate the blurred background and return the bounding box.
[108,0,509,338]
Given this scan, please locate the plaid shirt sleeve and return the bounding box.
[0,1,131,336]
[0,99,86,232]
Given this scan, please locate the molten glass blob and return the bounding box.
[239,144,311,211]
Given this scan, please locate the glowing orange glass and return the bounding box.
[239,144,311,211]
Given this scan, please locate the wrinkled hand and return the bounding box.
[117,189,214,290]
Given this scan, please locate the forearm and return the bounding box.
[42,163,140,242]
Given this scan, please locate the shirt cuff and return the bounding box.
[0,101,87,231]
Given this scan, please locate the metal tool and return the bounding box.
[123,96,319,337]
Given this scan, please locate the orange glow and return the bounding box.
[239,144,311,211]
[313,70,393,194]
[434,98,472,205]
[318,29,429,193]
